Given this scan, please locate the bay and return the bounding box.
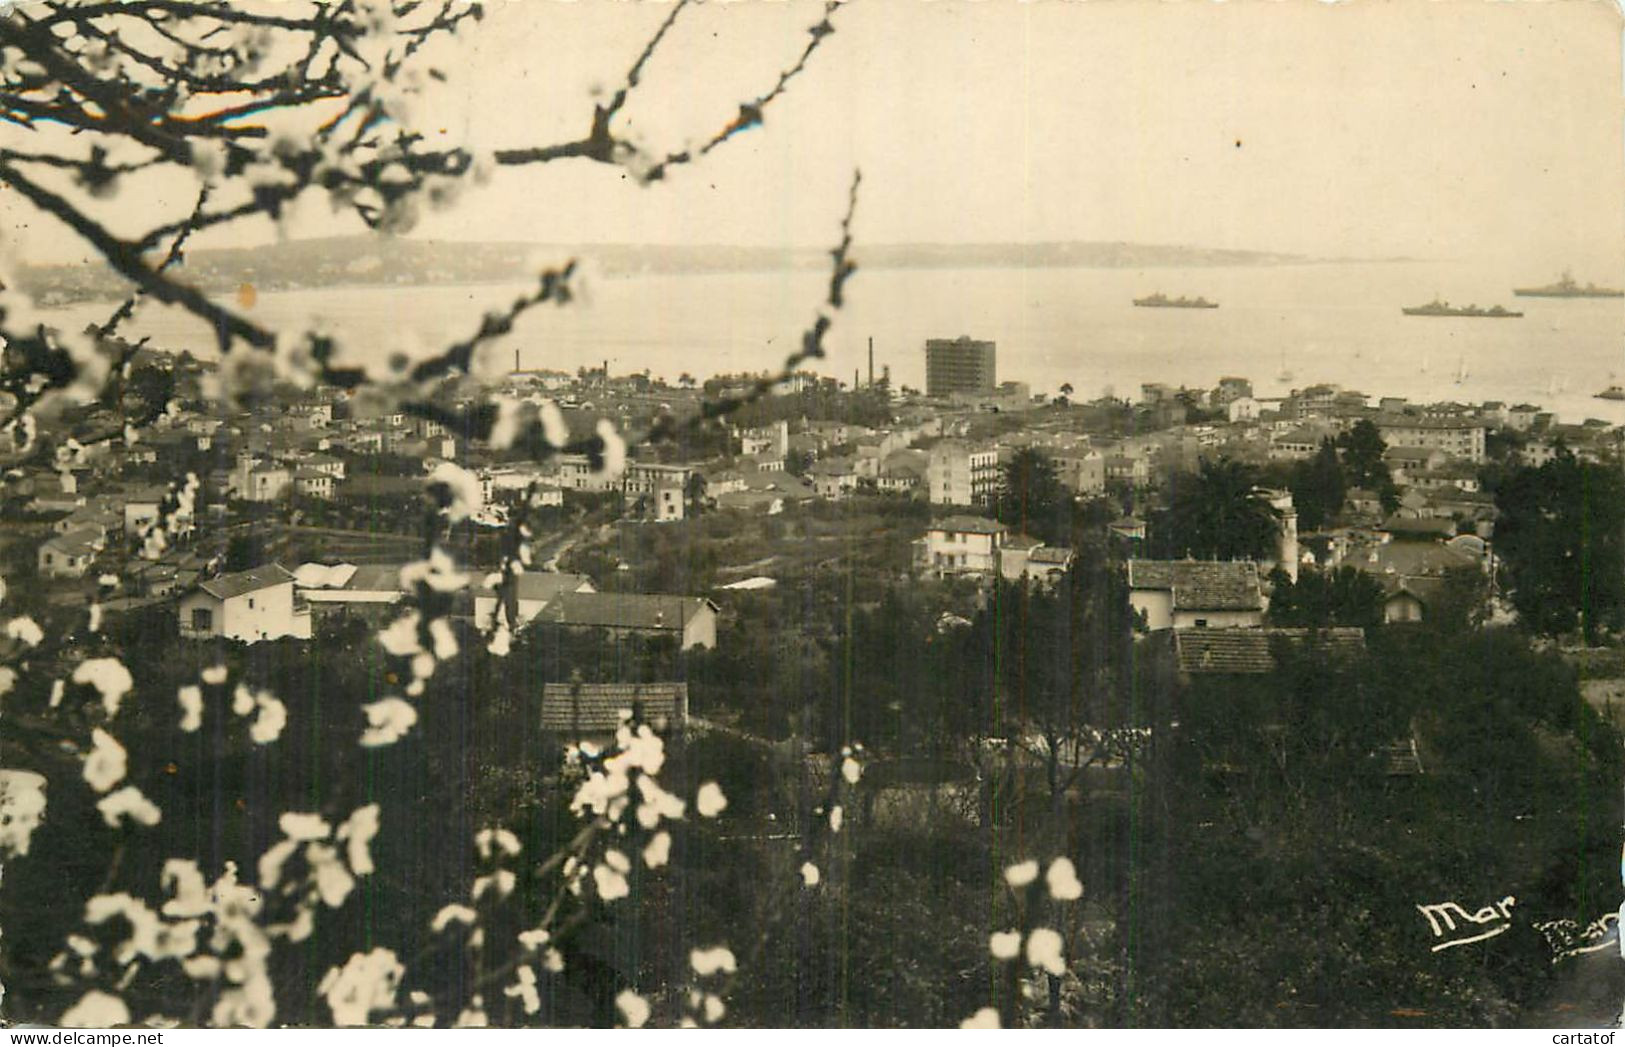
[37,259,1625,426]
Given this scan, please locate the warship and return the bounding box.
[1133,293,1218,309]
[1514,271,1624,298]
[1401,299,1522,319]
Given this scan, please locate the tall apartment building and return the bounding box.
[1375,415,1487,463]
[925,336,996,397]
[927,441,1000,506]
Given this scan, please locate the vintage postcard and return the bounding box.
[0,0,1622,1032]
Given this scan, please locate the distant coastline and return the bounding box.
[16,235,1363,305]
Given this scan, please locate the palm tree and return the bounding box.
[1166,457,1281,561]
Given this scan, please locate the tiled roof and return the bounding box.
[1127,560,1263,611]
[1174,627,1366,675]
[534,592,716,632]
[931,515,1008,536]
[1029,546,1074,565]
[1380,515,1456,538]
[44,528,102,558]
[198,564,295,600]
[474,572,593,603]
[539,682,688,734]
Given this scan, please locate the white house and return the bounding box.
[915,516,1008,577]
[653,483,685,522]
[293,469,335,499]
[38,529,103,578]
[242,465,291,502]
[1126,560,1265,631]
[178,565,311,644]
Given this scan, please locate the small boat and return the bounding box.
[1596,385,1625,401]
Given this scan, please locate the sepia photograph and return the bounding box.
[1,0,1624,1031]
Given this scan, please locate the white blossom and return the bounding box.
[615,989,650,1029]
[249,693,287,744]
[280,812,332,841]
[961,1007,1001,1029]
[539,400,569,448]
[308,843,356,907]
[201,665,229,685]
[160,860,210,918]
[690,946,737,976]
[472,870,516,900]
[212,975,276,1028]
[841,756,863,785]
[1004,860,1040,888]
[454,997,489,1028]
[258,840,299,889]
[800,862,820,887]
[518,927,551,951]
[85,893,162,964]
[97,786,161,828]
[0,769,47,857]
[989,930,1021,960]
[72,658,134,717]
[338,804,381,876]
[1026,927,1066,975]
[643,830,672,869]
[319,948,404,1027]
[61,990,130,1028]
[829,805,844,833]
[431,904,477,932]
[361,697,418,746]
[503,965,541,1015]
[377,612,423,657]
[597,420,627,481]
[593,863,629,901]
[177,685,203,732]
[1046,857,1084,901]
[5,616,43,647]
[428,462,483,522]
[703,993,726,1023]
[83,728,127,793]
[696,781,728,818]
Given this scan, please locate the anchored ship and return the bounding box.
[1402,299,1522,319]
[1133,293,1218,309]
[1596,385,1625,401]
[1514,271,1624,298]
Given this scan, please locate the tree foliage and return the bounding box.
[1493,448,1625,641]
[1160,456,1281,562]
[994,447,1072,545]
[1266,565,1386,630]
[1288,438,1346,532]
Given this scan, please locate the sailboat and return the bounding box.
[1276,348,1294,384]
[1454,356,1470,385]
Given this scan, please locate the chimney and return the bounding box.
[868,337,874,388]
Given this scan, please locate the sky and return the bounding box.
[4,0,1625,273]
